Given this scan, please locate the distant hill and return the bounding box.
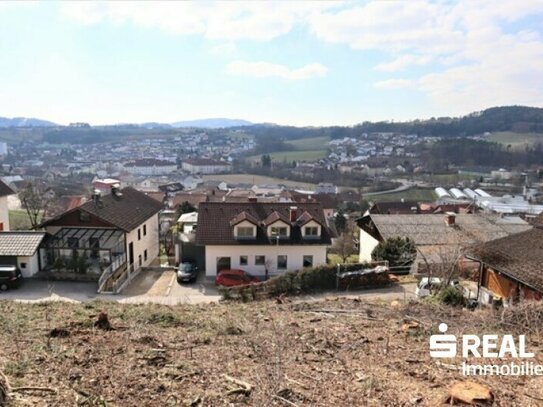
[0,116,57,128]
[170,118,253,128]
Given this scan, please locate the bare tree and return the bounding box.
[332,232,357,263]
[19,182,52,229]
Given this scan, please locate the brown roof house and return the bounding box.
[195,202,332,279]
[40,187,163,293]
[357,212,531,273]
[465,220,543,305]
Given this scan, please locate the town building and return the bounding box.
[182,159,232,175]
[39,187,163,293]
[466,217,543,305]
[124,159,177,175]
[195,202,332,279]
[358,213,531,273]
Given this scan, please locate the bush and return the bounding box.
[437,285,465,307]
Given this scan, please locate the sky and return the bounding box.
[0,1,542,126]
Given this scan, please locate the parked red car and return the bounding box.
[215,269,260,287]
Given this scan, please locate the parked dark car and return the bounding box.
[215,269,260,287]
[176,262,198,283]
[0,265,22,291]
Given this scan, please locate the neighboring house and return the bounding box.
[179,175,204,190]
[315,183,338,194]
[124,159,177,175]
[175,211,202,267]
[40,187,163,293]
[182,159,232,175]
[369,200,420,215]
[92,178,121,195]
[0,180,15,231]
[358,213,531,273]
[195,202,332,279]
[0,232,46,277]
[158,182,184,196]
[465,221,543,305]
[178,212,198,235]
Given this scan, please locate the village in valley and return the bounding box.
[2,1,543,405]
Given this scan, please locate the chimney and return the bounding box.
[445,212,456,227]
[111,183,122,199]
[289,206,298,222]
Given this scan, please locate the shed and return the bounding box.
[0,232,47,277]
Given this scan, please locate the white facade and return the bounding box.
[358,229,380,263]
[125,213,160,269]
[124,163,177,176]
[18,253,41,278]
[0,196,10,231]
[204,244,328,278]
[182,161,231,175]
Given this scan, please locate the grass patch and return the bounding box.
[9,209,34,230]
[285,136,331,151]
[486,131,543,150]
[249,150,327,162]
[202,173,316,189]
[367,188,437,202]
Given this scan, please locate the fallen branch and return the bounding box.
[525,393,543,402]
[223,374,253,397]
[273,394,299,407]
[435,361,461,370]
[302,309,381,321]
[11,386,58,394]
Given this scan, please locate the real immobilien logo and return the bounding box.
[430,323,543,376]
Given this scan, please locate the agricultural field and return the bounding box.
[266,150,327,162]
[285,136,331,150]
[202,173,316,189]
[486,131,543,149]
[366,188,437,203]
[0,299,540,406]
[249,136,330,163]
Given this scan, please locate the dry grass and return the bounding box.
[0,299,542,406]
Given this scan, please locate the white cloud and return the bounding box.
[374,54,433,72]
[374,79,413,89]
[60,1,335,41]
[209,43,237,57]
[227,60,328,80]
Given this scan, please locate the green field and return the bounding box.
[202,173,316,189]
[249,149,327,162]
[285,136,331,150]
[487,131,543,149]
[248,136,330,163]
[366,188,437,203]
[9,209,33,230]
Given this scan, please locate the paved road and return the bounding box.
[0,277,416,305]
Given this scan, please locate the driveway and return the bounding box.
[1,276,415,305]
[0,279,100,303]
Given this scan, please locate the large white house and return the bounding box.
[195,202,332,279]
[123,159,177,175]
[182,158,231,175]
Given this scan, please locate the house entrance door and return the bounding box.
[216,257,231,274]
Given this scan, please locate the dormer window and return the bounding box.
[236,226,255,238]
[270,226,288,238]
[301,219,322,239]
[304,226,319,237]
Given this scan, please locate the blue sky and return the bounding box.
[0,1,542,126]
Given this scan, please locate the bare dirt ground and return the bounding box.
[0,298,542,406]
